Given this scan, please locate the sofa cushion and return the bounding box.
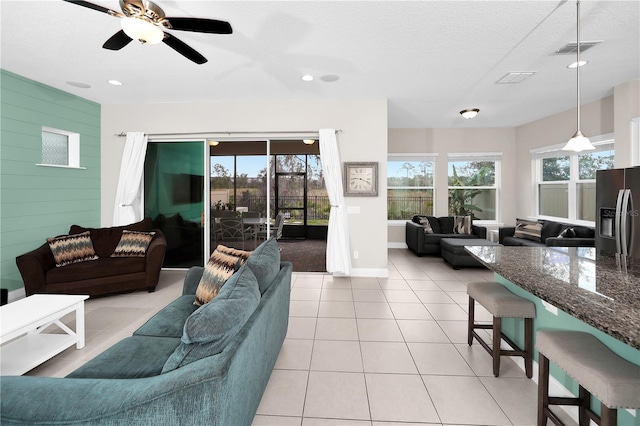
[69,218,153,257]
[134,295,200,338]
[502,236,543,247]
[513,218,542,242]
[558,227,577,238]
[67,336,181,379]
[573,226,595,238]
[541,221,564,243]
[454,215,472,235]
[194,245,252,306]
[46,257,145,284]
[46,231,98,267]
[162,264,260,372]
[438,216,455,234]
[246,237,281,294]
[412,215,441,234]
[111,230,156,257]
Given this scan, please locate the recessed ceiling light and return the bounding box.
[66,81,91,89]
[108,80,123,86]
[320,74,340,82]
[301,74,314,82]
[567,60,588,69]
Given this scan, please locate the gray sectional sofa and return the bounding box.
[406,215,487,256]
[0,238,291,425]
[499,219,595,247]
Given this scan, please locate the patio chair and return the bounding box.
[218,217,254,250]
[257,213,284,241]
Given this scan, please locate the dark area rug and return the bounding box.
[277,239,327,273]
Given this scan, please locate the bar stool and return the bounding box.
[467,281,536,378]
[536,330,640,426]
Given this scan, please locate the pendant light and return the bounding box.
[563,0,595,152]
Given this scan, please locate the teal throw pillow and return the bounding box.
[162,264,260,372]
[246,237,281,294]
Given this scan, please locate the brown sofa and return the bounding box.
[16,218,167,297]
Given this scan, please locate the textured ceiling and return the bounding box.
[1,1,638,128]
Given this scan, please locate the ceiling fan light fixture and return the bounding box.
[460,108,480,119]
[303,139,316,145]
[121,17,164,44]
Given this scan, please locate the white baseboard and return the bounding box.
[387,242,408,249]
[333,268,389,278]
[8,287,26,303]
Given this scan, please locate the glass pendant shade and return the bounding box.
[121,17,164,45]
[563,130,594,152]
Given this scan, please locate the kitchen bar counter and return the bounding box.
[465,246,640,350]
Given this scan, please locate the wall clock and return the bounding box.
[343,162,378,196]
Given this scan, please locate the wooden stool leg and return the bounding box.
[493,316,501,377]
[524,318,533,378]
[538,354,549,426]
[600,403,617,426]
[468,296,475,346]
[578,385,590,426]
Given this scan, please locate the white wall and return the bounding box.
[387,127,517,245]
[101,99,389,276]
[614,80,640,168]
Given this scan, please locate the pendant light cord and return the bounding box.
[576,0,581,132]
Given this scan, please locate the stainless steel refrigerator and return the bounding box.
[595,166,640,260]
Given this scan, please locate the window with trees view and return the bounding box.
[447,155,500,221]
[387,156,435,220]
[210,154,328,224]
[535,141,614,222]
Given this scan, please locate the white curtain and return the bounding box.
[113,132,148,226]
[319,129,352,275]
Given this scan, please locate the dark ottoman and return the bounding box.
[440,238,498,269]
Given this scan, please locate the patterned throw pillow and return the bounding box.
[47,231,98,267]
[513,219,543,241]
[558,227,576,238]
[454,215,472,235]
[111,230,156,257]
[194,245,252,306]
[419,218,434,234]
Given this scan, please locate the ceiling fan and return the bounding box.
[62,0,232,64]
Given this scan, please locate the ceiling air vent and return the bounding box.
[553,40,603,55]
[496,72,536,84]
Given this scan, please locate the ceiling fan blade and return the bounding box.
[62,0,122,17]
[163,33,207,64]
[165,17,232,34]
[102,30,133,50]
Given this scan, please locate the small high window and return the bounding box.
[38,126,82,168]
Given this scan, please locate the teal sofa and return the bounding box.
[0,238,292,425]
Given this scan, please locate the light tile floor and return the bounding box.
[23,249,571,425]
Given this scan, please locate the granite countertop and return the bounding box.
[465,246,640,350]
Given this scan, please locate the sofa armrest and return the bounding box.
[472,225,487,239]
[183,266,205,295]
[405,221,425,254]
[545,237,595,247]
[16,243,56,296]
[144,230,167,291]
[499,227,516,244]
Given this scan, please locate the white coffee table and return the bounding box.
[0,294,89,376]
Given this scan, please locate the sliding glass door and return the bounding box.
[144,141,205,268]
